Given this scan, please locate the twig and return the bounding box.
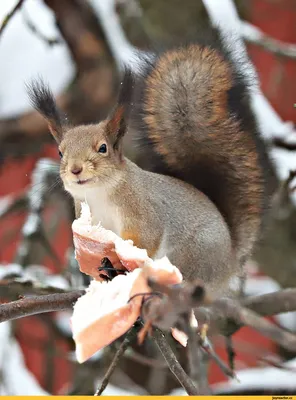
[208,298,296,352]
[241,21,296,60]
[0,290,84,323]
[94,328,136,396]
[189,320,211,394]
[259,355,296,373]
[22,9,62,47]
[195,347,211,394]
[151,327,199,395]
[242,288,296,316]
[272,137,296,151]
[199,335,236,380]
[240,307,296,352]
[179,313,209,392]
[0,0,25,38]
[185,315,201,384]
[225,335,235,372]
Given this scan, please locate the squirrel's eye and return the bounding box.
[59,151,63,158]
[98,144,107,154]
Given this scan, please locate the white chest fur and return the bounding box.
[82,187,122,235]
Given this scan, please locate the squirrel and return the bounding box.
[27,27,274,294]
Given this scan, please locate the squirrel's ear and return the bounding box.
[47,122,63,144]
[106,105,126,154]
[106,67,134,156]
[26,78,64,144]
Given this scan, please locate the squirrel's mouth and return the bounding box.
[76,178,93,185]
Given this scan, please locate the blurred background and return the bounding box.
[0,0,295,395]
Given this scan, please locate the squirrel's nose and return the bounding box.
[71,166,83,175]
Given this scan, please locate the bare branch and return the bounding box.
[0,290,84,323]
[151,327,199,395]
[186,316,203,385]
[242,288,296,316]
[179,313,210,393]
[225,335,235,372]
[0,278,68,298]
[22,8,62,47]
[95,327,137,396]
[199,334,236,380]
[272,137,296,151]
[202,298,296,353]
[0,0,25,38]
[242,21,296,60]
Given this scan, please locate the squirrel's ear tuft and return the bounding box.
[106,67,135,155]
[26,78,65,144]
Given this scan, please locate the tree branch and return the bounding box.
[151,327,199,395]
[240,309,296,352]
[95,327,137,396]
[225,335,235,372]
[272,137,296,152]
[242,288,296,316]
[200,334,236,381]
[0,278,68,298]
[0,0,117,158]
[199,297,296,353]
[0,290,84,323]
[14,158,63,268]
[0,0,25,38]
[22,8,62,47]
[242,21,296,60]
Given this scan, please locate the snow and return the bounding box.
[97,382,147,396]
[0,194,15,216]
[0,263,23,278]
[0,263,70,290]
[0,0,74,118]
[0,322,48,395]
[88,0,137,67]
[213,357,296,394]
[169,357,296,396]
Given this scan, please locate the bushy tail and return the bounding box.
[129,28,275,265]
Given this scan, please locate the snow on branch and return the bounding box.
[202,0,296,189]
[241,21,296,60]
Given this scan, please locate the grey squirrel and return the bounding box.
[27,27,274,294]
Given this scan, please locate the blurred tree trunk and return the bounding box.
[118,0,247,49]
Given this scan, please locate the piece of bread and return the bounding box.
[71,203,183,363]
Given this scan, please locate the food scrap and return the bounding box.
[71,203,183,363]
